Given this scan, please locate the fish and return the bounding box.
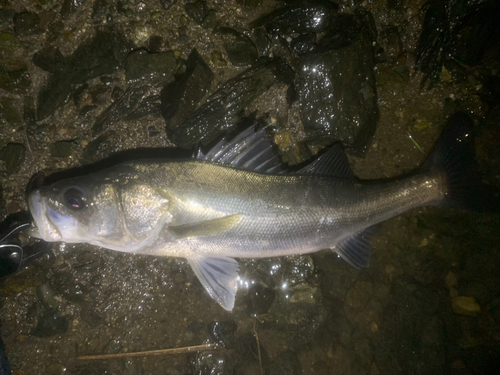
[28,112,498,311]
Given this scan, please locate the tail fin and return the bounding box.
[423,112,500,213]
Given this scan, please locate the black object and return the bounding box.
[0,211,51,279]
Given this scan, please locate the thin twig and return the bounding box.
[253,319,264,375]
[77,343,219,360]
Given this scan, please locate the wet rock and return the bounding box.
[116,1,129,16]
[265,350,302,375]
[376,65,407,92]
[374,277,444,374]
[210,50,227,66]
[26,301,44,324]
[250,2,338,35]
[208,320,237,349]
[421,316,444,345]
[93,86,149,134]
[13,11,44,36]
[290,33,316,55]
[378,26,402,63]
[190,350,232,375]
[75,250,101,269]
[82,131,120,162]
[37,76,74,120]
[252,28,271,57]
[259,296,327,345]
[187,321,205,335]
[161,49,214,130]
[36,28,130,120]
[201,9,217,30]
[169,57,293,148]
[125,49,176,85]
[110,85,124,101]
[124,95,162,121]
[218,27,258,66]
[281,255,314,286]
[344,279,380,329]
[61,0,89,19]
[0,68,31,94]
[92,0,107,19]
[72,363,111,375]
[148,35,163,53]
[417,0,500,86]
[31,312,68,337]
[36,284,60,311]
[49,140,76,158]
[268,35,293,61]
[0,271,39,296]
[245,284,275,315]
[319,260,357,302]
[45,363,66,375]
[452,296,481,317]
[89,274,103,288]
[184,1,208,25]
[290,284,317,304]
[90,84,111,106]
[297,31,378,154]
[0,9,14,32]
[459,281,492,305]
[81,305,103,327]
[50,271,85,302]
[235,333,267,363]
[0,98,22,125]
[0,32,22,68]
[160,0,178,10]
[0,143,25,175]
[33,46,67,74]
[103,338,123,354]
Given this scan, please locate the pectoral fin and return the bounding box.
[169,214,242,239]
[188,256,239,311]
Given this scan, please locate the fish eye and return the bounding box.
[63,187,86,210]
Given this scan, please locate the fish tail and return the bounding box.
[422,112,500,213]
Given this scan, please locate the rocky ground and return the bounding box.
[0,0,499,374]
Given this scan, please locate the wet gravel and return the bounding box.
[1,0,500,374]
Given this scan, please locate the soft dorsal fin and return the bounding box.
[297,144,353,179]
[196,124,283,174]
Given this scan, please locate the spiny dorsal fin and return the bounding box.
[297,144,353,179]
[196,123,283,174]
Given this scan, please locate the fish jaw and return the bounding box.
[29,190,66,242]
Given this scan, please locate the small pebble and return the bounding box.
[451,296,481,317]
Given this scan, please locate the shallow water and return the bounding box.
[1,1,499,374]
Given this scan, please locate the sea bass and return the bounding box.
[28,113,497,310]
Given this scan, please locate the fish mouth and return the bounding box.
[28,190,63,242]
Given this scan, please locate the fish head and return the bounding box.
[28,169,172,250]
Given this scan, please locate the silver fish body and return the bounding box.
[118,160,444,259]
[28,113,494,310]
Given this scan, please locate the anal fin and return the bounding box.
[334,227,374,269]
[188,256,239,311]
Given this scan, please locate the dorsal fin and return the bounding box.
[296,144,353,179]
[196,124,283,174]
